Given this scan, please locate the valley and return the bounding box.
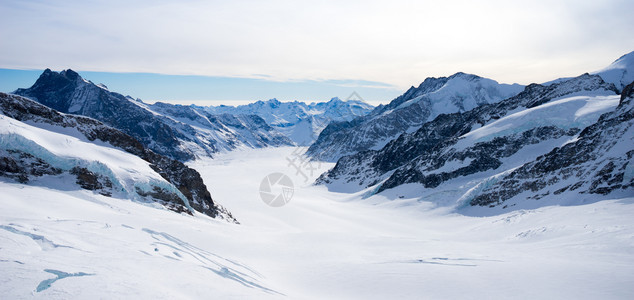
[1,147,633,299]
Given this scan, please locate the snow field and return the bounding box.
[2,147,632,299]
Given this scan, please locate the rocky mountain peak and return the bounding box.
[59,69,80,80]
[14,69,294,161]
[265,98,281,108]
[327,97,342,104]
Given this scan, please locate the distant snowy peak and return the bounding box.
[207,97,373,123]
[377,72,523,115]
[595,51,634,91]
[406,72,524,117]
[204,97,374,146]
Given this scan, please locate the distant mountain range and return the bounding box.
[313,51,634,213]
[202,97,374,145]
[12,69,373,160]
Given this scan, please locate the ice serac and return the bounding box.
[306,72,525,161]
[13,69,292,161]
[316,73,619,196]
[469,81,634,208]
[0,92,237,222]
[203,97,374,146]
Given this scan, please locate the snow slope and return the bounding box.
[595,51,634,91]
[0,114,187,205]
[1,147,633,299]
[458,95,619,146]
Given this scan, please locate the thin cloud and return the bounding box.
[0,0,632,89]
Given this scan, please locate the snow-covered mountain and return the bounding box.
[307,72,525,161]
[595,51,634,92]
[14,69,293,161]
[203,98,374,145]
[0,92,236,222]
[316,73,625,210]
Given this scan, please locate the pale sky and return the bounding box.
[1,0,633,103]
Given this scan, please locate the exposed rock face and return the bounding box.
[380,126,580,192]
[0,149,62,183]
[70,167,113,196]
[0,92,237,222]
[317,74,619,195]
[0,89,147,156]
[469,81,634,207]
[14,69,193,161]
[13,69,292,161]
[307,72,525,161]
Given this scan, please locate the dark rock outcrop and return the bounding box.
[70,167,113,196]
[0,149,62,183]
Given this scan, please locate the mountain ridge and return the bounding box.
[316,73,622,210]
[14,69,293,161]
[202,97,374,145]
[307,72,525,161]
